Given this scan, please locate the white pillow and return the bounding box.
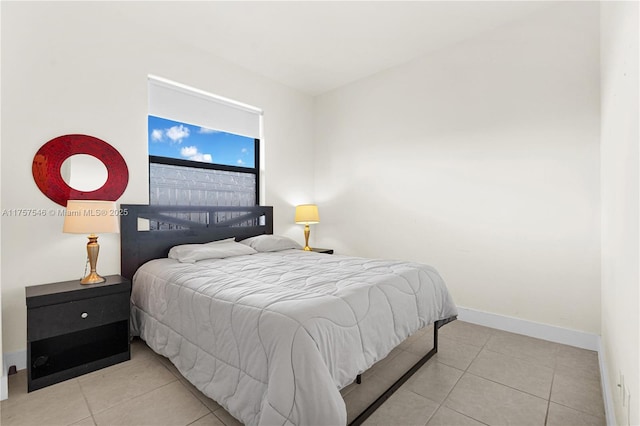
[168,239,257,263]
[239,234,302,252]
[205,237,236,245]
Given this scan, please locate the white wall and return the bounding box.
[314,3,601,334]
[0,0,4,400]
[0,2,315,354]
[600,2,639,425]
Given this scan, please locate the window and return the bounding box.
[148,115,259,206]
[148,76,261,207]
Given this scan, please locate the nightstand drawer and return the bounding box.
[27,291,129,341]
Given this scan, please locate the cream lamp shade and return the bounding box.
[63,200,119,284]
[63,200,120,234]
[295,204,319,251]
[294,204,319,224]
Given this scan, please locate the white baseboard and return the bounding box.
[457,306,614,426]
[597,340,617,426]
[1,375,7,401]
[4,350,26,373]
[456,306,599,350]
[2,349,26,400]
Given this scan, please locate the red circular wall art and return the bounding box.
[32,134,129,206]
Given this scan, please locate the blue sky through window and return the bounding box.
[148,115,255,168]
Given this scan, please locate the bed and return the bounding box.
[121,204,457,425]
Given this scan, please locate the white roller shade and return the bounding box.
[148,76,262,139]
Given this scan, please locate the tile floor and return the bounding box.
[0,321,606,426]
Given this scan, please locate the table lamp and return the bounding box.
[295,204,319,251]
[63,200,119,284]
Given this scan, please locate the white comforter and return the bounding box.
[130,250,457,425]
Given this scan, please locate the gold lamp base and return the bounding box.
[303,224,312,251]
[81,234,105,285]
[81,271,105,284]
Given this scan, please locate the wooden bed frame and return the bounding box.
[119,204,455,426]
[120,204,273,280]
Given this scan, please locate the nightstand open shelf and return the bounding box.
[26,275,131,392]
[29,321,129,380]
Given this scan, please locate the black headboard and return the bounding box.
[120,204,273,280]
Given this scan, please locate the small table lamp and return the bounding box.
[63,200,119,284]
[295,204,319,251]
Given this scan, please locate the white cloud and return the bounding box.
[180,146,198,157]
[151,129,164,142]
[166,125,190,143]
[198,127,219,134]
[241,148,248,154]
[181,146,212,163]
[237,159,245,165]
[190,153,213,162]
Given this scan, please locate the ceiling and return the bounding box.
[124,1,554,96]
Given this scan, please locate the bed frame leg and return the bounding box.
[348,318,454,426]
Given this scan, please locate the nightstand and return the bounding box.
[309,248,334,254]
[26,275,131,392]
